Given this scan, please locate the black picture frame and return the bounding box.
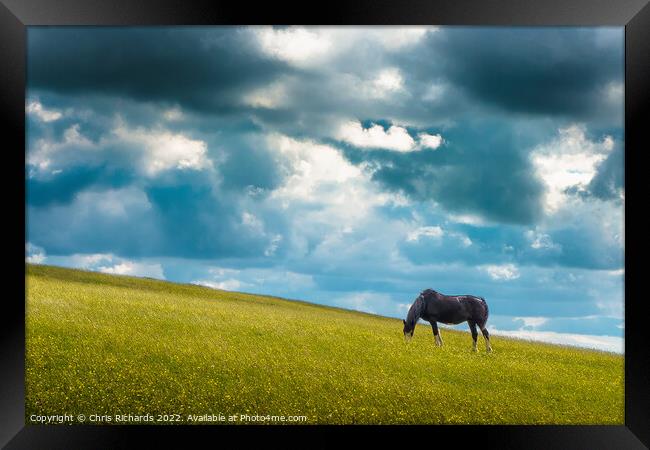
[2,0,648,448]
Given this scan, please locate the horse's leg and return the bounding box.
[431,321,443,346]
[468,320,478,352]
[479,323,492,352]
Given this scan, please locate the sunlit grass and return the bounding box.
[25,264,623,425]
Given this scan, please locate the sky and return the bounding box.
[25,26,625,353]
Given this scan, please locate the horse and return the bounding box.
[402,288,492,352]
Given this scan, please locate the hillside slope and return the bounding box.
[25,264,623,424]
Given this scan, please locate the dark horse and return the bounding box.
[402,289,492,352]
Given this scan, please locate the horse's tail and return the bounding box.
[479,296,489,324]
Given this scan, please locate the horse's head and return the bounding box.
[403,292,426,342]
[403,319,415,342]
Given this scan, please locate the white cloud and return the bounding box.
[407,226,444,242]
[29,120,213,178]
[249,269,315,291]
[535,194,624,273]
[25,243,46,264]
[417,132,443,150]
[336,121,415,151]
[606,268,624,276]
[451,232,473,248]
[525,229,561,251]
[405,225,471,248]
[264,234,283,257]
[447,213,488,226]
[603,81,623,105]
[28,124,95,173]
[163,107,183,121]
[70,253,115,268]
[250,26,434,68]
[98,260,165,279]
[367,27,433,50]
[513,316,548,329]
[252,27,333,67]
[268,133,372,217]
[531,124,615,212]
[482,264,520,281]
[422,83,446,102]
[369,67,405,97]
[193,266,315,294]
[595,298,624,319]
[241,211,264,233]
[334,68,411,103]
[332,291,397,315]
[490,327,623,353]
[263,133,410,263]
[208,267,241,277]
[63,124,92,146]
[54,252,165,280]
[270,133,361,185]
[242,80,289,109]
[336,121,444,152]
[113,122,212,176]
[193,278,243,291]
[26,100,62,122]
[396,303,411,314]
[75,187,153,218]
[342,67,410,102]
[238,211,282,257]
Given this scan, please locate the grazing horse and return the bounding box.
[402,289,492,352]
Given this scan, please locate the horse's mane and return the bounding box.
[406,289,443,326]
[406,295,426,326]
[420,288,440,300]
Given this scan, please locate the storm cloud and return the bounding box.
[26,26,624,350]
[28,27,291,114]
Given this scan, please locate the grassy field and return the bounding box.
[25,264,624,425]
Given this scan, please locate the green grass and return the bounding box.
[25,264,624,425]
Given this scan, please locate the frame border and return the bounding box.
[2,0,648,447]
